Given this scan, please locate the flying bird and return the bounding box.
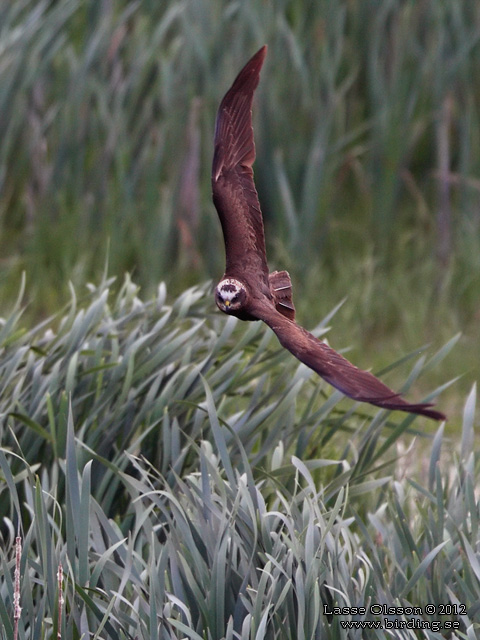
[211,45,445,421]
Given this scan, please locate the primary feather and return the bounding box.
[212,46,270,290]
[253,304,445,421]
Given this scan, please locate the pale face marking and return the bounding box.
[220,287,238,302]
[215,278,246,310]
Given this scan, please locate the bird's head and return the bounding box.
[215,278,248,314]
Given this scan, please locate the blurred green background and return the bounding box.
[1,0,479,416]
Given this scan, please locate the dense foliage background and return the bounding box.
[0,278,477,638]
[0,0,479,411]
[0,1,479,637]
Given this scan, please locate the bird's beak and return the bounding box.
[225,300,230,307]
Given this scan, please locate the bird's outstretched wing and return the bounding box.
[212,45,269,287]
[253,303,445,421]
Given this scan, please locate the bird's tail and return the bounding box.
[269,270,296,321]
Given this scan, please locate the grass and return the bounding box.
[0,277,478,638]
[0,2,479,633]
[0,3,479,290]
[0,0,478,406]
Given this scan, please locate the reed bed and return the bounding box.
[0,278,477,638]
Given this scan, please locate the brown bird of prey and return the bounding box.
[212,45,445,421]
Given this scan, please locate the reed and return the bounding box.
[0,277,476,638]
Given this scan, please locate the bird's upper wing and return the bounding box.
[252,303,445,421]
[212,45,269,286]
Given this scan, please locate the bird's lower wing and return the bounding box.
[254,305,445,421]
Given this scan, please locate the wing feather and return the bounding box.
[212,46,269,286]
[254,304,445,421]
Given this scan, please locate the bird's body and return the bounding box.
[212,46,445,421]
